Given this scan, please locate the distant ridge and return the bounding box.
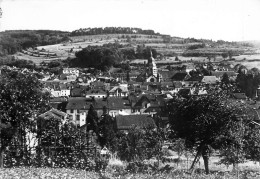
[70,27,162,36]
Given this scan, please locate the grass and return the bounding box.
[1,166,260,179]
[1,151,260,178]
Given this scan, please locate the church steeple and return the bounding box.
[147,50,157,77]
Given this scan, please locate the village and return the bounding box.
[2,50,256,131]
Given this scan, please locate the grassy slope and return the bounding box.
[12,33,260,67]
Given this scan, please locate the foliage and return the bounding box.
[47,61,62,68]
[0,30,69,55]
[116,127,164,163]
[86,105,99,133]
[244,125,260,162]
[97,112,118,151]
[70,27,159,36]
[36,116,96,169]
[0,56,36,69]
[221,53,228,59]
[171,138,186,159]
[236,67,260,98]
[136,45,157,59]
[187,43,206,50]
[73,46,123,71]
[167,88,254,174]
[0,69,50,166]
[221,73,230,86]
[72,44,157,71]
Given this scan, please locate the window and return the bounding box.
[76,115,80,121]
[77,109,80,113]
[70,109,73,113]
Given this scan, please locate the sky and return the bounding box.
[0,0,260,42]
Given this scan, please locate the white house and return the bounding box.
[86,90,107,99]
[63,68,80,77]
[65,97,91,126]
[201,76,219,84]
[51,89,61,97]
[109,86,129,97]
[60,88,71,97]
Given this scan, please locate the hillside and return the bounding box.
[0,27,259,67]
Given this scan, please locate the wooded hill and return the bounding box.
[0,27,256,59]
[0,30,70,55]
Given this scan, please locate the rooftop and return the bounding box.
[115,115,156,130]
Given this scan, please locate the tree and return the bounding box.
[126,71,130,82]
[167,88,252,174]
[74,46,123,71]
[236,67,260,98]
[97,109,117,151]
[37,116,88,168]
[244,125,260,162]
[221,53,228,60]
[221,73,230,87]
[0,69,50,168]
[228,50,233,60]
[116,126,164,163]
[236,67,247,93]
[86,105,99,133]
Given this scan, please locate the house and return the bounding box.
[90,81,110,91]
[160,82,174,91]
[190,87,208,96]
[60,85,71,97]
[93,97,131,117]
[63,68,79,77]
[109,85,129,97]
[107,97,131,117]
[97,76,114,83]
[159,70,176,82]
[115,115,156,131]
[108,67,122,74]
[232,93,247,100]
[71,87,85,97]
[65,97,92,126]
[38,108,69,125]
[141,82,161,92]
[171,72,191,82]
[201,76,219,84]
[185,75,204,84]
[211,71,237,81]
[66,75,77,81]
[86,89,107,99]
[60,74,70,80]
[77,74,96,84]
[130,94,166,114]
[50,89,61,97]
[112,71,140,82]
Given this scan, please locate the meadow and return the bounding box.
[2,149,260,179]
[1,159,260,179]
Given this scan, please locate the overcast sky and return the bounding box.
[0,0,260,41]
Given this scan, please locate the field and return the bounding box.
[2,149,260,179]
[11,32,260,70]
[1,161,260,179]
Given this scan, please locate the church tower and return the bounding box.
[148,51,158,77]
